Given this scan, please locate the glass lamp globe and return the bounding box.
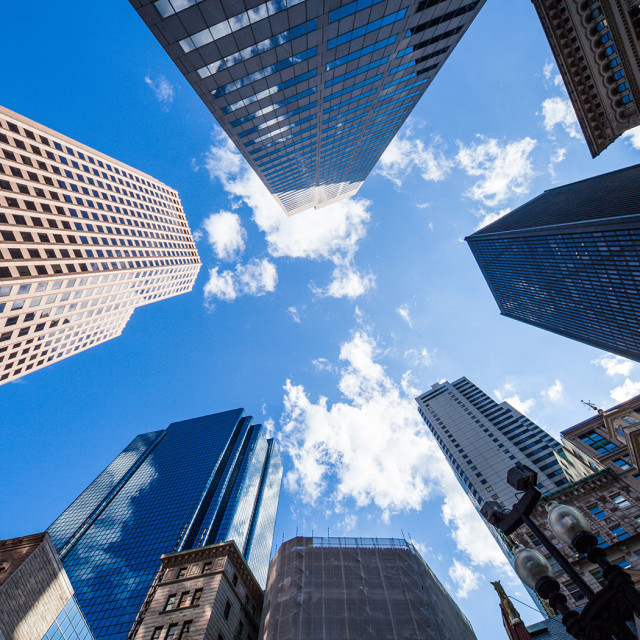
[513,544,554,589]
[546,501,591,546]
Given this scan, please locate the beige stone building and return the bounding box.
[0,532,94,640]
[532,0,640,156]
[0,105,200,384]
[129,541,263,640]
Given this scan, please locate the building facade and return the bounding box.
[0,532,94,640]
[260,536,477,640]
[129,541,263,640]
[128,0,486,214]
[466,164,640,362]
[48,409,283,640]
[0,105,200,385]
[531,0,640,157]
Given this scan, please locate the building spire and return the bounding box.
[581,400,605,415]
[490,581,521,624]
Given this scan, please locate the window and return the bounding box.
[232,573,238,587]
[563,580,586,602]
[588,504,607,519]
[176,567,188,579]
[610,525,630,541]
[614,458,632,470]
[191,589,203,606]
[223,600,231,619]
[202,562,212,574]
[580,430,618,454]
[179,622,192,640]
[164,594,178,611]
[178,591,190,608]
[151,628,163,640]
[611,494,631,509]
[165,625,179,640]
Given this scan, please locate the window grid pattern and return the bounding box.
[41,597,95,640]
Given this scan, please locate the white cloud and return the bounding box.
[611,379,640,404]
[202,211,247,261]
[204,258,277,304]
[397,304,412,328]
[404,348,433,368]
[593,354,635,377]
[494,384,535,415]
[456,136,537,206]
[622,126,640,150]
[474,208,511,230]
[541,379,564,403]
[541,97,580,139]
[287,306,301,324]
[312,358,337,373]
[204,136,373,298]
[144,75,175,104]
[376,132,452,187]
[449,559,482,599]
[542,62,563,88]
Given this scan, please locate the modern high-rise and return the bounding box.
[0,105,200,385]
[128,0,486,214]
[532,0,640,157]
[260,536,477,640]
[465,164,640,362]
[48,409,283,640]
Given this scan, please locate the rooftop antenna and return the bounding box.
[581,399,605,415]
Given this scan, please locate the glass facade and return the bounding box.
[128,0,486,214]
[48,409,282,640]
[41,597,95,640]
[466,164,640,362]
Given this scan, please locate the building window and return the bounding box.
[614,458,632,470]
[563,581,585,602]
[178,591,190,608]
[165,625,179,640]
[151,628,163,640]
[164,594,178,611]
[597,535,609,548]
[202,562,212,574]
[588,504,607,519]
[191,589,203,606]
[580,430,618,454]
[232,573,238,587]
[224,600,231,619]
[179,622,192,640]
[611,494,631,509]
[176,567,188,579]
[610,525,630,541]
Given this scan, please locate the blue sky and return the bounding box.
[3,0,640,637]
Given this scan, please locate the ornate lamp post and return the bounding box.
[481,464,640,640]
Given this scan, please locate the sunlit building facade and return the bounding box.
[48,409,282,640]
[128,0,486,214]
[465,164,640,362]
[0,105,200,385]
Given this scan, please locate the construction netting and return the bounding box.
[260,537,477,640]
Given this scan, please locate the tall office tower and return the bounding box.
[48,409,283,640]
[466,164,640,363]
[531,0,640,157]
[128,0,486,215]
[0,105,200,385]
[0,532,95,640]
[260,537,477,640]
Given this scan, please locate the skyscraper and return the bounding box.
[465,164,640,362]
[531,0,640,157]
[128,0,486,214]
[261,536,477,640]
[48,409,283,640]
[0,105,200,385]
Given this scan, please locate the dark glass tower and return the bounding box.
[48,409,282,640]
[128,0,486,214]
[466,164,640,362]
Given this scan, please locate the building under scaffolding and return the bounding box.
[260,537,477,640]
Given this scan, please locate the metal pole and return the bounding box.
[521,513,595,599]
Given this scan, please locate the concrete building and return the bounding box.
[129,541,263,640]
[260,536,477,640]
[0,105,200,385]
[48,409,282,640]
[0,532,94,640]
[466,164,640,363]
[127,0,486,214]
[531,0,640,157]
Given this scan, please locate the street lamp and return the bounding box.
[480,464,640,640]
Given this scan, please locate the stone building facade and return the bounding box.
[129,541,263,640]
[531,0,640,156]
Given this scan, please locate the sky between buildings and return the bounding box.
[2,0,640,637]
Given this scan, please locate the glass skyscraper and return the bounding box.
[128,0,486,214]
[466,164,640,362]
[48,409,282,640]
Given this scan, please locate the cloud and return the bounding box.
[276,327,511,592]
[397,304,412,327]
[542,62,563,88]
[404,348,433,368]
[449,559,482,599]
[456,136,537,206]
[144,75,175,104]
[376,131,453,187]
[312,357,337,373]
[287,306,301,323]
[204,135,373,298]
[541,97,581,139]
[541,379,564,403]
[622,126,640,150]
[610,379,640,404]
[204,258,277,304]
[494,384,535,415]
[474,207,511,230]
[593,354,635,378]
[202,211,247,261]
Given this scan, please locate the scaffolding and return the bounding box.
[261,537,477,640]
